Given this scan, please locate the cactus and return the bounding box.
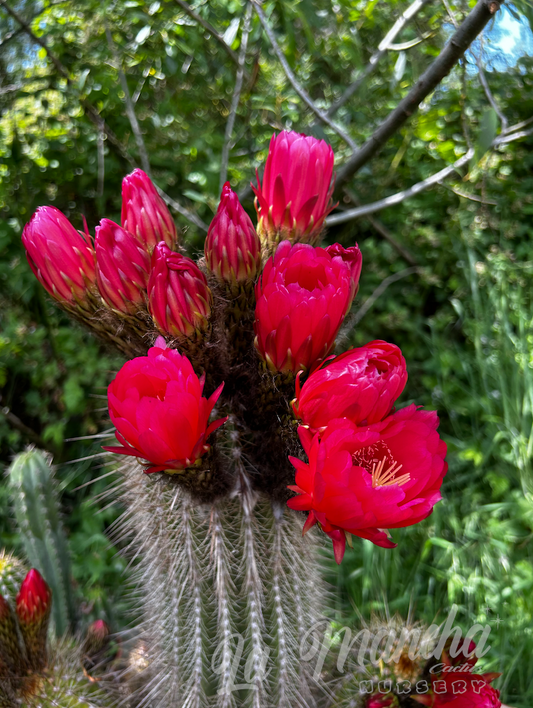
[0,550,28,604]
[116,462,326,708]
[8,449,77,637]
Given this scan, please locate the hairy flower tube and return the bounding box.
[288,405,447,563]
[16,569,52,626]
[205,181,261,283]
[252,130,335,245]
[95,218,150,314]
[148,242,212,338]
[21,206,96,305]
[104,337,227,473]
[292,340,407,431]
[254,240,360,373]
[121,168,178,251]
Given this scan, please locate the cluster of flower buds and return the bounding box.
[288,341,447,562]
[0,568,52,681]
[22,129,449,566]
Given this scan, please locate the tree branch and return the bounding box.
[219,2,252,192]
[327,148,474,225]
[327,0,432,118]
[171,0,242,68]
[476,41,508,132]
[252,0,357,150]
[334,0,502,193]
[105,26,152,176]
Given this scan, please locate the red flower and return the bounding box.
[254,240,360,373]
[103,337,227,473]
[22,206,96,304]
[366,695,395,708]
[287,405,447,563]
[205,182,261,283]
[292,341,407,431]
[429,672,501,707]
[16,569,52,625]
[252,131,335,245]
[121,169,178,252]
[148,242,212,338]
[325,243,363,300]
[95,218,150,313]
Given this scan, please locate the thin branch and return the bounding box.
[493,125,533,146]
[252,0,357,150]
[388,32,435,51]
[441,0,459,28]
[171,0,242,68]
[336,266,420,348]
[0,24,23,47]
[0,82,23,95]
[505,116,533,133]
[343,188,419,266]
[327,148,474,225]
[327,0,432,118]
[219,2,252,192]
[438,181,497,204]
[476,41,508,132]
[156,187,209,232]
[105,26,152,176]
[334,0,502,193]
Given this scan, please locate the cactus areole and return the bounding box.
[19,132,449,707]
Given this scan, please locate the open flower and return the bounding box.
[292,340,407,431]
[288,405,447,562]
[104,337,227,473]
[205,181,261,283]
[252,131,335,246]
[413,672,501,707]
[254,240,360,373]
[121,168,178,252]
[148,242,212,338]
[22,206,96,305]
[95,219,151,314]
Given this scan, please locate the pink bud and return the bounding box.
[325,243,362,300]
[252,131,335,245]
[205,182,261,283]
[16,569,52,625]
[21,206,96,304]
[122,169,177,251]
[148,242,212,338]
[95,218,150,314]
[254,241,357,373]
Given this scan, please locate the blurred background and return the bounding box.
[1,0,532,703]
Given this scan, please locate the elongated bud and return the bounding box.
[205,182,261,283]
[95,218,150,314]
[0,593,25,678]
[122,169,178,251]
[148,242,212,339]
[16,569,52,670]
[21,206,96,306]
[252,131,335,247]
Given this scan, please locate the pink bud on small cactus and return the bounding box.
[21,206,96,305]
[252,131,335,246]
[16,569,52,626]
[95,218,150,314]
[148,242,212,339]
[122,169,178,251]
[205,182,261,283]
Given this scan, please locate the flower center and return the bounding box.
[352,441,411,488]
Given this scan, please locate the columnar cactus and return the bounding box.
[20,132,451,707]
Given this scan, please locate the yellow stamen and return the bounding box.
[371,457,411,488]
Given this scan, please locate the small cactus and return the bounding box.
[8,448,77,637]
[0,550,28,604]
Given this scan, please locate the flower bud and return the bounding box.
[252,131,335,246]
[292,340,407,431]
[325,243,362,300]
[254,241,358,374]
[104,337,227,473]
[95,218,150,314]
[21,206,96,305]
[148,242,212,339]
[205,182,261,283]
[16,569,52,670]
[122,168,178,251]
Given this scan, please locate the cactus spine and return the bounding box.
[8,449,77,637]
[116,461,326,708]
